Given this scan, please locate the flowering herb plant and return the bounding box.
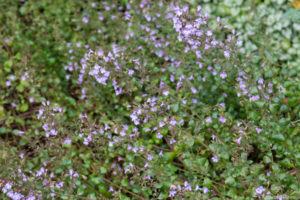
[0,1,299,200]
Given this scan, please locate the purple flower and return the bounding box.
[148,154,153,161]
[205,117,212,124]
[27,195,36,200]
[155,50,164,57]
[82,17,89,23]
[256,127,262,134]
[64,137,71,145]
[163,90,169,96]
[182,5,189,12]
[36,167,46,177]
[250,95,260,102]
[235,137,241,144]
[4,37,11,44]
[255,186,265,196]
[203,187,209,194]
[170,119,177,126]
[206,30,213,37]
[219,116,226,123]
[170,74,175,82]
[219,103,226,108]
[212,155,218,163]
[133,146,139,153]
[144,14,151,22]
[197,61,203,68]
[237,40,243,46]
[174,7,183,16]
[120,130,126,137]
[18,130,24,136]
[179,119,184,125]
[268,82,273,88]
[9,75,15,80]
[224,50,230,58]
[159,121,165,127]
[108,186,114,192]
[2,182,12,193]
[169,190,177,197]
[184,181,192,191]
[170,139,176,144]
[258,78,264,84]
[220,72,227,79]
[6,80,11,86]
[130,112,140,125]
[197,5,202,12]
[156,132,163,139]
[144,128,151,132]
[211,39,218,46]
[6,191,24,200]
[211,134,216,140]
[128,69,134,76]
[190,86,198,94]
[159,150,163,156]
[56,181,64,189]
[195,50,202,58]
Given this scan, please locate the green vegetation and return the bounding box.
[0,0,299,199]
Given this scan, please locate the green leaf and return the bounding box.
[100,167,107,174]
[0,127,6,134]
[271,133,285,141]
[171,103,179,112]
[263,156,272,164]
[283,9,300,22]
[19,138,28,146]
[4,60,13,72]
[225,176,235,186]
[121,178,129,187]
[165,152,176,162]
[254,101,265,108]
[77,186,85,196]
[158,192,168,199]
[203,178,212,188]
[185,138,194,147]
[249,110,260,120]
[19,103,28,112]
[0,105,5,117]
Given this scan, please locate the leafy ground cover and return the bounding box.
[0,0,299,199]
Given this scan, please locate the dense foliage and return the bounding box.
[0,0,299,199]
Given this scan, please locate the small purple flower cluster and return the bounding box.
[237,70,275,103]
[169,4,240,63]
[255,186,265,196]
[1,182,35,200]
[169,182,209,197]
[2,1,292,199]
[37,101,64,138]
